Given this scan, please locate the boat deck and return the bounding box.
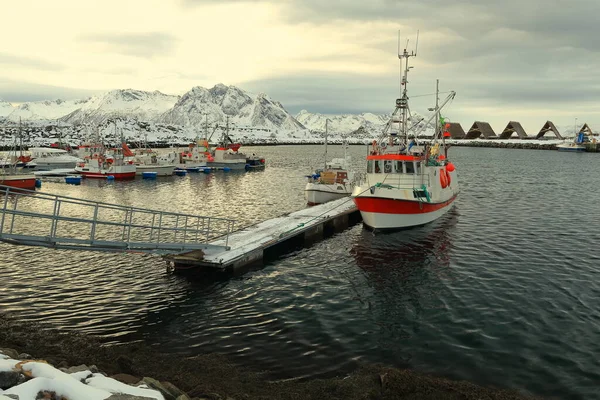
[163,197,360,271]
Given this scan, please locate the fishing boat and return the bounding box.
[75,126,136,179]
[305,120,353,205]
[557,131,586,152]
[207,116,254,170]
[0,123,37,190]
[175,139,209,171]
[351,35,459,230]
[131,134,176,176]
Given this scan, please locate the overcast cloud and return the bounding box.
[1,0,598,131]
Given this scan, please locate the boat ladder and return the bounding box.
[0,185,235,254]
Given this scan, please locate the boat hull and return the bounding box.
[0,175,37,190]
[353,195,457,230]
[135,165,176,176]
[207,161,247,170]
[79,171,136,180]
[30,161,80,171]
[557,145,586,152]
[305,183,352,205]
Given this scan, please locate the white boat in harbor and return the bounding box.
[305,121,354,205]
[28,147,83,170]
[351,36,459,230]
[557,132,586,152]
[206,116,259,170]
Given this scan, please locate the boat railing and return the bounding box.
[0,185,236,254]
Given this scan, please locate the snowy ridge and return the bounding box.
[62,89,179,125]
[0,100,14,118]
[5,99,87,122]
[159,84,305,132]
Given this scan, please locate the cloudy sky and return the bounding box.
[1,0,599,132]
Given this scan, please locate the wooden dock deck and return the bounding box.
[163,197,361,272]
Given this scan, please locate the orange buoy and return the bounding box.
[439,169,448,188]
[438,154,446,160]
[445,169,451,186]
[446,162,455,172]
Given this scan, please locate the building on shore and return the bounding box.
[536,121,563,140]
[465,121,497,139]
[499,121,528,139]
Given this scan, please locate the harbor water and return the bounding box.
[1,145,600,399]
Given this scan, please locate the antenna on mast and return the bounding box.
[414,30,419,56]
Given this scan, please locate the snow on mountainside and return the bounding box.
[62,89,179,125]
[0,100,14,118]
[5,99,87,122]
[159,84,305,132]
[296,110,437,138]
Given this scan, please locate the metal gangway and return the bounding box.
[0,185,236,254]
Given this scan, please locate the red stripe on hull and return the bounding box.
[80,172,136,180]
[353,195,457,214]
[0,177,37,190]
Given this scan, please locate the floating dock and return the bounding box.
[163,197,361,272]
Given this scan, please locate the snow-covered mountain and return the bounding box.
[4,99,87,122]
[0,100,14,118]
[296,110,437,137]
[62,89,179,125]
[159,84,305,132]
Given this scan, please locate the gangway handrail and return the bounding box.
[0,184,234,223]
[0,184,237,254]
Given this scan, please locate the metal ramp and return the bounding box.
[0,185,235,254]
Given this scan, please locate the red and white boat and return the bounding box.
[0,171,37,190]
[0,121,37,190]
[351,38,459,230]
[76,143,136,180]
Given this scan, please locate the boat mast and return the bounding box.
[397,31,418,149]
[324,118,328,169]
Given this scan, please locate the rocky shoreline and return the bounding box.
[0,314,538,400]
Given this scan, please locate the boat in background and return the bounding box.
[131,134,176,176]
[557,131,586,152]
[75,125,136,180]
[176,139,209,171]
[245,154,266,170]
[0,122,37,190]
[305,120,353,205]
[207,116,249,170]
[351,34,459,230]
[27,147,83,170]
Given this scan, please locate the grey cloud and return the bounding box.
[80,32,177,58]
[0,52,65,71]
[0,80,99,103]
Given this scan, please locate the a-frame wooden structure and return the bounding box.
[465,121,497,139]
[499,121,528,139]
[536,121,563,139]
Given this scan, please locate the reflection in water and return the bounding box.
[348,211,458,364]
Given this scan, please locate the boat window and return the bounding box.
[367,160,374,173]
[405,161,415,174]
[375,161,382,173]
[384,160,392,173]
[394,161,403,173]
[415,162,421,174]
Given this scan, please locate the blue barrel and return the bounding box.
[142,171,158,180]
[65,176,82,185]
[245,164,251,171]
[106,175,115,181]
[35,179,42,188]
[223,167,231,172]
[203,168,211,174]
[175,170,187,176]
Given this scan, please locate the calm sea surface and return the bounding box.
[2,145,600,399]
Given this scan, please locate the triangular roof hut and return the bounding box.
[465,121,497,139]
[535,121,563,139]
[446,122,465,139]
[579,123,593,136]
[499,121,528,139]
